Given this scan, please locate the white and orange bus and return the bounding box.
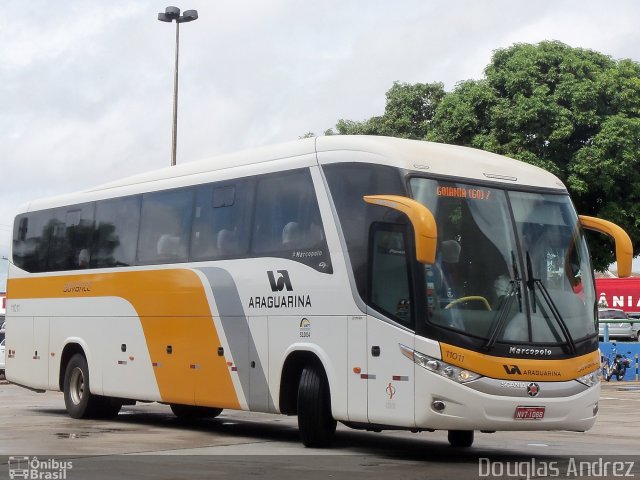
[5,136,633,447]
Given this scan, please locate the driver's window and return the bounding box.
[369,226,413,327]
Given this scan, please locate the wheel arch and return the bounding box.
[279,348,334,416]
[58,340,91,392]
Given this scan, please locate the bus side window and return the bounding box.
[252,171,306,254]
[191,181,251,261]
[43,203,94,271]
[251,169,331,272]
[369,224,413,327]
[138,189,194,264]
[93,196,141,268]
[13,212,53,273]
[65,205,95,270]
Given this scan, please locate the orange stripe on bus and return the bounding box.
[440,342,600,382]
[8,270,240,409]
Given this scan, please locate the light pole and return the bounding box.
[158,6,198,167]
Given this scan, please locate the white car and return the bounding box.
[598,308,635,340]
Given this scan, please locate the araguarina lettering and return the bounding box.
[249,295,312,309]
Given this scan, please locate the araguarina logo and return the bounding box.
[503,364,522,375]
[267,270,293,292]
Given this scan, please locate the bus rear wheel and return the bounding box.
[297,364,336,448]
[448,430,474,448]
[64,354,99,418]
[170,404,223,419]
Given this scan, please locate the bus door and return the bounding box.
[366,224,416,427]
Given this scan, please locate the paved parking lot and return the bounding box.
[0,378,639,479]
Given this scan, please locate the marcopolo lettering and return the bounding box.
[509,346,553,356]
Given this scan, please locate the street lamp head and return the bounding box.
[179,10,198,23]
[158,6,181,22]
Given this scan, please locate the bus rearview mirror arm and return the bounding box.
[579,215,633,278]
[363,195,437,264]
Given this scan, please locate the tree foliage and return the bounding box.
[324,41,640,270]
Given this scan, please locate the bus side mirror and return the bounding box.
[579,215,633,278]
[363,195,437,264]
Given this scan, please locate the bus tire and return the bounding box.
[448,430,474,448]
[63,353,100,419]
[170,404,223,419]
[297,364,336,448]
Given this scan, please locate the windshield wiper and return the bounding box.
[525,251,577,355]
[511,250,523,314]
[484,252,522,351]
[525,251,539,314]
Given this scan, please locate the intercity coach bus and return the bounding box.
[5,136,633,448]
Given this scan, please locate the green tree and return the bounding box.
[327,41,640,270]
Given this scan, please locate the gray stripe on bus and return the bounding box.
[197,267,273,412]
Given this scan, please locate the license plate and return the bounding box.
[514,406,545,420]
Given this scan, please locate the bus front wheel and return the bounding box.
[297,364,336,448]
[448,429,474,448]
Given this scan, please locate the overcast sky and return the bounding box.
[1,0,640,289]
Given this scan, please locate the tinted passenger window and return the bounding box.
[13,211,54,272]
[93,196,141,268]
[62,204,95,270]
[46,209,68,271]
[138,189,193,264]
[191,182,251,260]
[13,204,95,272]
[252,169,331,272]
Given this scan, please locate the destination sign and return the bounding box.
[437,186,493,200]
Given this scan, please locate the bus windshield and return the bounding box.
[409,178,596,348]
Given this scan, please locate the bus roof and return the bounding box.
[22,135,566,212]
[315,136,565,191]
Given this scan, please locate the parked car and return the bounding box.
[627,313,640,342]
[598,308,635,340]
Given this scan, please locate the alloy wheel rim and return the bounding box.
[69,367,84,405]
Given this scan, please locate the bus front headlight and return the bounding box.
[400,344,481,384]
[576,368,601,387]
